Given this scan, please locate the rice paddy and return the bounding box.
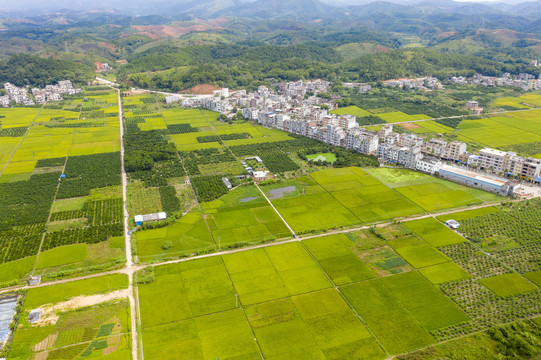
[139,240,473,359]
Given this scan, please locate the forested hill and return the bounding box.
[0,54,94,87]
[123,47,540,93]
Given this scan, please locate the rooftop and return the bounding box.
[439,165,509,187]
[134,212,167,223]
[479,148,508,157]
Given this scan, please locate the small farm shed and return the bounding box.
[446,220,460,230]
[135,212,167,226]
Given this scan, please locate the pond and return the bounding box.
[268,186,296,199]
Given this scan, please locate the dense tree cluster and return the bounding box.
[57,152,122,199]
[124,128,177,172]
[159,186,181,216]
[123,45,539,93]
[0,224,44,263]
[0,54,94,87]
[460,202,541,246]
[191,175,229,202]
[42,223,123,250]
[0,127,27,137]
[0,172,60,230]
[229,142,300,173]
[166,124,199,134]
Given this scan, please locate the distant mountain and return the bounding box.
[508,1,541,20]
[0,0,540,35]
[211,0,336,20]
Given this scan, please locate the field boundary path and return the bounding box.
[255,184,297,237]
[116,88,140,360]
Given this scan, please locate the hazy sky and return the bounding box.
[0,0,528,12]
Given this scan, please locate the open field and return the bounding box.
[524,270,541,287]
[271,167,423,233]
[341,271,468,353]
[373,111,431,123]
[366,167,503,211]
[307,152,337,163]
[480,273,538,297]
[418,262,471,284]
[135,212,215,262]
[203,186,291,246]
[491,94,541,109]
[140,243,388,359]
[270,167,501,234]
[303,234,375,285]
[24,274,128,309]
[456,112,541,147]
[330,105,372,118]
[404,218,466,247]
[137,234,487,359]
[404,120,454,134]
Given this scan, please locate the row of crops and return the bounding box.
[44,198,124,250]
[0,224,44,263]
[460,204,541,245]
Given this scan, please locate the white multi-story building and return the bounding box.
[416,158,442,175]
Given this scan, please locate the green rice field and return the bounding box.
[139,240,472,359]
[456,111,541,147]
[366,167,503,212]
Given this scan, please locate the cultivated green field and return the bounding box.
[140,240,474,359]
[373,111,431,123]
[0,89,125,286]
[480,273,538,297]
[202,186,291,246]
[456,112,541,147]
[271,167,423,233]
[366,167,503,211]
[405,120,454,134]
[135,212,215,261]
[330,105,372,118]
[341,271,468,353]
[404,218,466,247]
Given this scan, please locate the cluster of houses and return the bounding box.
[383,77,444,90]
[1,83,35,106]
[451,73,541,91]
[32,80,82,104]
[0,80,82,107]
[177,80,529,195]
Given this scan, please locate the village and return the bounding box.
[0,80,82,107]
[451,72,541,91]
[170,79,541,197]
